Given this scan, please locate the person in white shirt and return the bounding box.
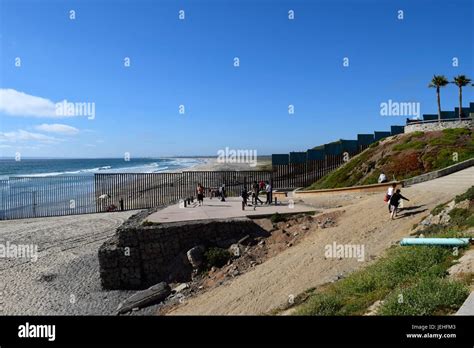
[386,183,396,212]
[378,173,387,183]
[265,181,272,204]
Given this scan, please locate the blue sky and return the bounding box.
[0,0,473,158]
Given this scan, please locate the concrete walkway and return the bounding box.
[456,292,474,315]
[146,197,315,223]
[409,166,474,194]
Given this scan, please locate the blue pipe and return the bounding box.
[400,238,471,246]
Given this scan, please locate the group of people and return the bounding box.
[196,183,227,206]
[240,181,272,210]
[196,180,273,210]
[384,182,409,220]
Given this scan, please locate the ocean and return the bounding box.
[0,157,204,180]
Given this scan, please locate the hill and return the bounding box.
[307,128,474,190]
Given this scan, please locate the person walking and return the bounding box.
[220,184,226,202]
[265,181,272,205]
[241,187,249,211]
[385,183,396,212]
[196,183,204,206]
[389,189,409,220]
[252,181,263,205]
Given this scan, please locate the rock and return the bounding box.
[293,232,299,237]
[286,224,291,228]
[116,282,171,314]
[187,245,205,269]
[172,283,189,293]
[301,226,309,231]
[364,300,384,316]
[258,240,265,246]
[448,249,474,279]
[229,244,242,258]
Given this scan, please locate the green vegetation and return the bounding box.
[203,247,232,268]
[379,277,468,315]
[293,186,473,316]
[455,185,474,203]
[306,128,474,190]
[142,220,160,226]
[270,212,285,223]
[429,128,470,146]
[393,140,426,151]
[430,203,447,216]
[295,244,466,315]
[307,149,374,190]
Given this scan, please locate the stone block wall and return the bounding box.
[404,119,472,133]
[98,215,268,289]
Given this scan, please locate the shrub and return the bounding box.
[448,208,471,227]
[454,186,474,203]
[270,212,285,223]
[203,247,231,268]
[142,220,159,226]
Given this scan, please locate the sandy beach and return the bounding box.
[0,210,161,315]
[186,157,271,172]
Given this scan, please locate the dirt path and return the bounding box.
[168,167,474,315]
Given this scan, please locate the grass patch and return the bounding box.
[295,245,459,316]
[393,140,425,152]
[429,128,470,146]
[307,150,373,189]
[379,277,468,315]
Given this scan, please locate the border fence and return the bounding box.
[0,171,272,220]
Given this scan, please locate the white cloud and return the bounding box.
[0,129,59,144]
[0,89,57,117]
[35,123,79,135]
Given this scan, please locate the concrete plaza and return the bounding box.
[146,197,316,223]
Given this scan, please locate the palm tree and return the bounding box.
[429,75,449,122]
[452,75,472,119]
